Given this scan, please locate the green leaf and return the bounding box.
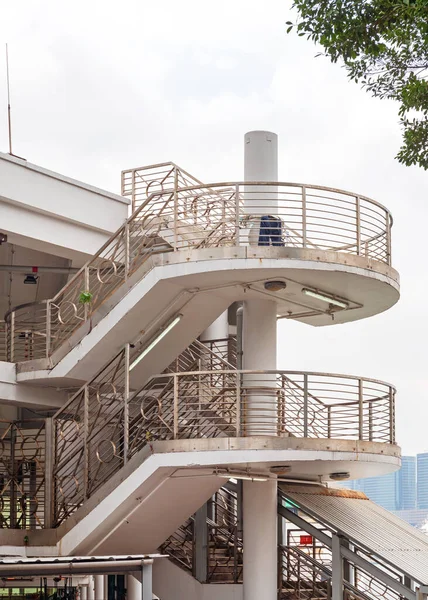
[79,291,93,304]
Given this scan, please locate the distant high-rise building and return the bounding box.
[398,456,416,510]
[417,453,428,509]
[340,471,398,511]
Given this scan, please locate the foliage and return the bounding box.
[78,291,93,304]
[288,0,428,168]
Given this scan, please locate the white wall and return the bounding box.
[153,559,242,600]
[0,152,129,262]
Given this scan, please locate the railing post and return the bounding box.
[10,422,16,528]
[356,197,361,256]
[194,503,208,583]
[332,534,344,600]
[131,168,136,213]
[173,375,179,439]
[386,213,392,265]
[368,401,373,442]
[235,184,240,245]
[124,221,130,281]
[389,388,395,444]
[46,301,51,359]
[83,386,89,500]
[358,379,364,440]
[10,311,15,363]
[44,417,54,528]
[302,186,307,248]
[327,406,332,439]
[123,344,130,464]
[235,371,241,437]
[84,266,90,322]
[173,167,178,251]
[303,373,308,437]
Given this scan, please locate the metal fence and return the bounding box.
[0,321,6,362]
[0,420,47,529]
[52,342,395,525]
[5,168,393,363]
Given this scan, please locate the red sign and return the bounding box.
[300,535,313,545]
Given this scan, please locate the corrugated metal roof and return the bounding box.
[280,484,428,584]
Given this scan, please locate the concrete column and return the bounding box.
[242,298,277,435]
[94,575,104,600]
[243,479,277,600]
[87,576,94,600]
[332,534,344,600]
[79,586,87,600]
[128,573,142,600]
[200,311,228,342]
[142,563,153,600]
[242,131,278,600]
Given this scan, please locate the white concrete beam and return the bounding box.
[0,152,129,260]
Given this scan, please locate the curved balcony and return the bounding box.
[5,180,395,363]
[52,345,396,526]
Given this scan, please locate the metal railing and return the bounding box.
[279,489,410,600]
[0,419,47,529]
[0,321,6,361]
[4,302,49,362]
[51,339,395,525]
[5,171,393,363]
[161,484,243,584]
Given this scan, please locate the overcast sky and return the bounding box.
[0,0,426,455]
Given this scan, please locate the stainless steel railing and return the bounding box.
[5,172,393,363]
[52,343,395,525]
[0,419,47,529]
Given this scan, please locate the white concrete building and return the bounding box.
[0,133,427,599]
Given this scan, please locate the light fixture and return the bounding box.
[302,288,349,309]
[24,274,38,285]
[264,280,287,292]
[329,472,350,481]
[129,314,183,371]
[215,468,268,482]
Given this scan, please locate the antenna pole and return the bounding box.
[5,43,12,155]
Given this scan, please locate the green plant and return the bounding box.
[79,291,93,304]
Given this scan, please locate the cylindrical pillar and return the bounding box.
[128,573,142,600]
[243,479,277,600]
[94,575,104,600]
[200,311,228,342]
[242,131,278,600]
[79,585,88,600]
[87,576,94,600]
[244,130,278,218]
[242,298,277,435]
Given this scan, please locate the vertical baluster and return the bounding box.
[124,221,130,281]
[123,345,130,465]
[390,388,395,444]
[235,371,241,437]
[173,375,179,439]
[83,386,89,500]
[173,167,178,251]
[303,374,308,437]
[235,184,240,245]
[356,196,361,256]
[44,418,54,528]
[358,380,364,441]
[386,212,392,265]
[302,186,307,248]
[46,300,51,359]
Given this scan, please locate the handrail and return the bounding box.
[5,167,394,363]
[51,351,396,525]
